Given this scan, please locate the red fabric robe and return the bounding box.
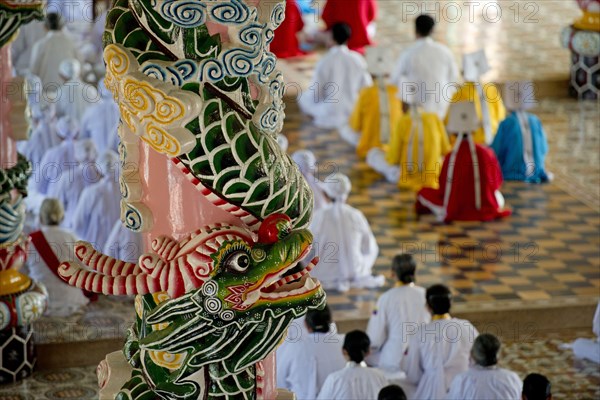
[322,0,377,54]
[270,0,305,59]
[416,139,511,222]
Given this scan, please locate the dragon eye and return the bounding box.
[225,251,250,273]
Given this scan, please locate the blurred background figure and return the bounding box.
[522,373,553,400]
[29,13,79,92]
[55,59,98,121]
[80,78,119,154]
[27,198,89,317]
[270,0,305,59]
[292,150,327,211]
[321,0,377,55]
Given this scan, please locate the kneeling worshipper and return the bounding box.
[416,101,512,222]
[447,50,506,145]
[447,334,522,399]
[366,254,431,377]
[491,82,552,183]
[55,59,98,121]
[34,116,80,196]
[368,85,450,190]
[104,220,144,263]
[570,301,600,364]
[321,0,377,55]
[298,23,372,129]
[47,139,100,228]
[341,47,404,157]
[404,284,479,400]
[269,0,305,59]
[22,96,60,167]
[378,385,407,400]
[522,373,553,400]
[277,305,346,400]
[291,150,327,211]
[71,150,120,252]
[309,172,383,292]
[27,198,91,317]
[317,330,388,400]
[80,78,120,155]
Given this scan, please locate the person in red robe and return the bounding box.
[416,102,511,222]
[321,0,377,54]
[270,0,305,58]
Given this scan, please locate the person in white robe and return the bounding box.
[55,59,98,121]
[23,97,61,168]
[317,330,388,400]
[29,13,79,92]
[404,284,479,400]
[103,220,144,263]
[366,254,431,375]
[390,14,459,119]
[71,150,120,251]
[309,172,383,292]
[291,150,327,211]
[277,305,346,400]
[299,23,372,129]
[35,116,80,196]
[522,373,552,400]
[447,334,522,400]
[47,139,101,228]
[571,301,600,364]
[80,78,119,154]
[26,198,89,317]
[11,20,46,76]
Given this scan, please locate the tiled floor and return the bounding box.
[280,0,582,88]
[0,332,597,399]
[282,95,599,321]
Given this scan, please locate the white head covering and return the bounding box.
[56,116,79,140]
[74,139,98,164]
[503,81,536,111]
[277,134,289,153]
[462,49,490,82]
[365,47,393,77]
[320,172,351,203]
[444,101,482,212]
[59,59,82,81]
[99,149,120,178]
[292,150,317,176]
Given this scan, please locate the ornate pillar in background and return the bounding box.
[561,0,600,99]
[0,0,48,384]
[57,1,325,399]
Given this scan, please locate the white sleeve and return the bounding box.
[405,332,423,384]
[359,212,379,268]
[445,374,464,399]
[390,54,408,90]
[366,296,387,352]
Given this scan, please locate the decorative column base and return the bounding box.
[0,326,35,384]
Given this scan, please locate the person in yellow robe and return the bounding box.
[446,50,506,145]
[385,101,451,191]
[340,47,403,159]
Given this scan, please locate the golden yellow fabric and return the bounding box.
[446,82,506,144]
[350,83,403,159]
[386,111,451,191]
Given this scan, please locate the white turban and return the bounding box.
[59,59,82,81]
[320,172,351,203]
[56,116,79,140]
[74,139,98,164]
[292,150,317,176]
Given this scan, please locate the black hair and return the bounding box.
[426,284,452,315]
[45,13,63,31]
[332,23,352,45]
[415,14,435,37]
[471,333,501,367]
[523,373,552,400]
[305,304,332,333]
[392,254,417,284]
[343,330,370,363]
[378,385,407,400]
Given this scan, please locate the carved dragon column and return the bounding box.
[57,1,325,399]
[561,0,600,99]
[0,0,48,384]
